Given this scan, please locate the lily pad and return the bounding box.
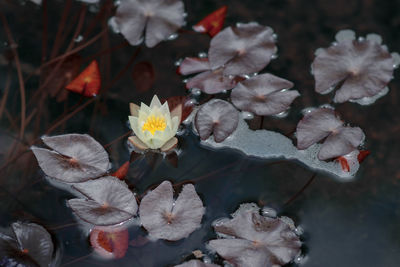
[31,134,110,183]
[208,203,301,267]
[195,99,239,142]
[0,222,54,267]
[296,108,365,160]
[68,176,138,226]
[209,22,277,76]
[139,181,205,241]
[312,29,395,103]
[231,73,299,116]
[115,0,185,48]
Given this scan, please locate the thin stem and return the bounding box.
[0,13,27,140]
[284,172,317,206]
[50,0,73,59]
[0,67,12,119]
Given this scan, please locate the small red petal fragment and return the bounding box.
[90,227,129,259]
[65,60,101,97]
[162,96,194,122]
[193,6,228,37]
[337,156,350,172]
[357,150,370,163]
[112,161,130,180]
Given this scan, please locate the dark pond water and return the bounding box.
[0,0,400,266]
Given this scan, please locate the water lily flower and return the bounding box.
[128,95,181,151]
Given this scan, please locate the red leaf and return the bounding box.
[90,227,129,259]
[193,6,228,37]
[131,61,155,93]
[112,161,130,180]
[337,156,350,172]
[162,96,194,122]
[65,60,101,97]
[357,150,370,163]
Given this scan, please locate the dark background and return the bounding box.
[0,0,399,266]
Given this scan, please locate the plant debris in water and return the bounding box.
[115,0,185,48]
[195,99,239,142]
[68,176,138,226]
[31,134,110,183]
[193,6,227,37]
[0,222,54,267]
[296,108,365,160]
[139,181,205,241]
[65,60,101,97]
[208,203,301,267]
[231,73,299,116]
[312,29,398,104]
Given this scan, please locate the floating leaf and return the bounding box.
[186,68,240,94]
[115,0,185,48]
[193,6,227,37]
[208,203,301,267]
[296,108,343,150]
[132,61,155,93]
[357,150,370,163]
[175,259,220,267]
[209,23,277,76]
[177,57,211,76]
[0,222,54,267]
[90,227,129,259]
[68,176,138,226]
[65,60,101,97]
[231,73,299,116]
[112,161,130,180]
[195,99,239,142]
[296,108,365,160]
[312,30,394,103]
[139,181,205,241]
[31,134,110,183]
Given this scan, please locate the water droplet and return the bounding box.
[191,88,201,96]
[357,36,365,42]
[301,107,315,115]
[74,35,83,43]
[250,72,258,77]
[187,99,197,106]
[273,110,289,118]
[114,0,121,6]
[261,207,277,218]
[182,79,188,84]
[167,33,178,41]
[183,12,188,18]
[242,74,251,79]
[203,256,211,264]
[319,103,335,110]
[272,33,278,40]
[108,17,120,34]
[221,90,228,94]
[198,52,207,58]
[271,53,278,59]
[174,58,183,66]
[331,41,338,46]
[294,226,304,236]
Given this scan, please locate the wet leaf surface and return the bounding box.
[115,0,185,47]
[208,203,301,267]
[139,181,205,241]
[231,73,299,116]
[31,134,110,183]
[68,176,138,226]
[195,99,239,142]
[209,23,276,75]
[312,30,395,103]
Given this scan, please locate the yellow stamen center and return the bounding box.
[142,115,166,135]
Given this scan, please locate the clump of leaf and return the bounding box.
[68,176,138,226]
[312,29,398,103]
[231,73,299,116]
[296,108,365,160]
[139,181,205,241]
[208,203,301,267]
[195,99,239,142]
[0,222,54,267]
[178,22,277,94]
[31,134,110,183]
[115,0,185,48]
